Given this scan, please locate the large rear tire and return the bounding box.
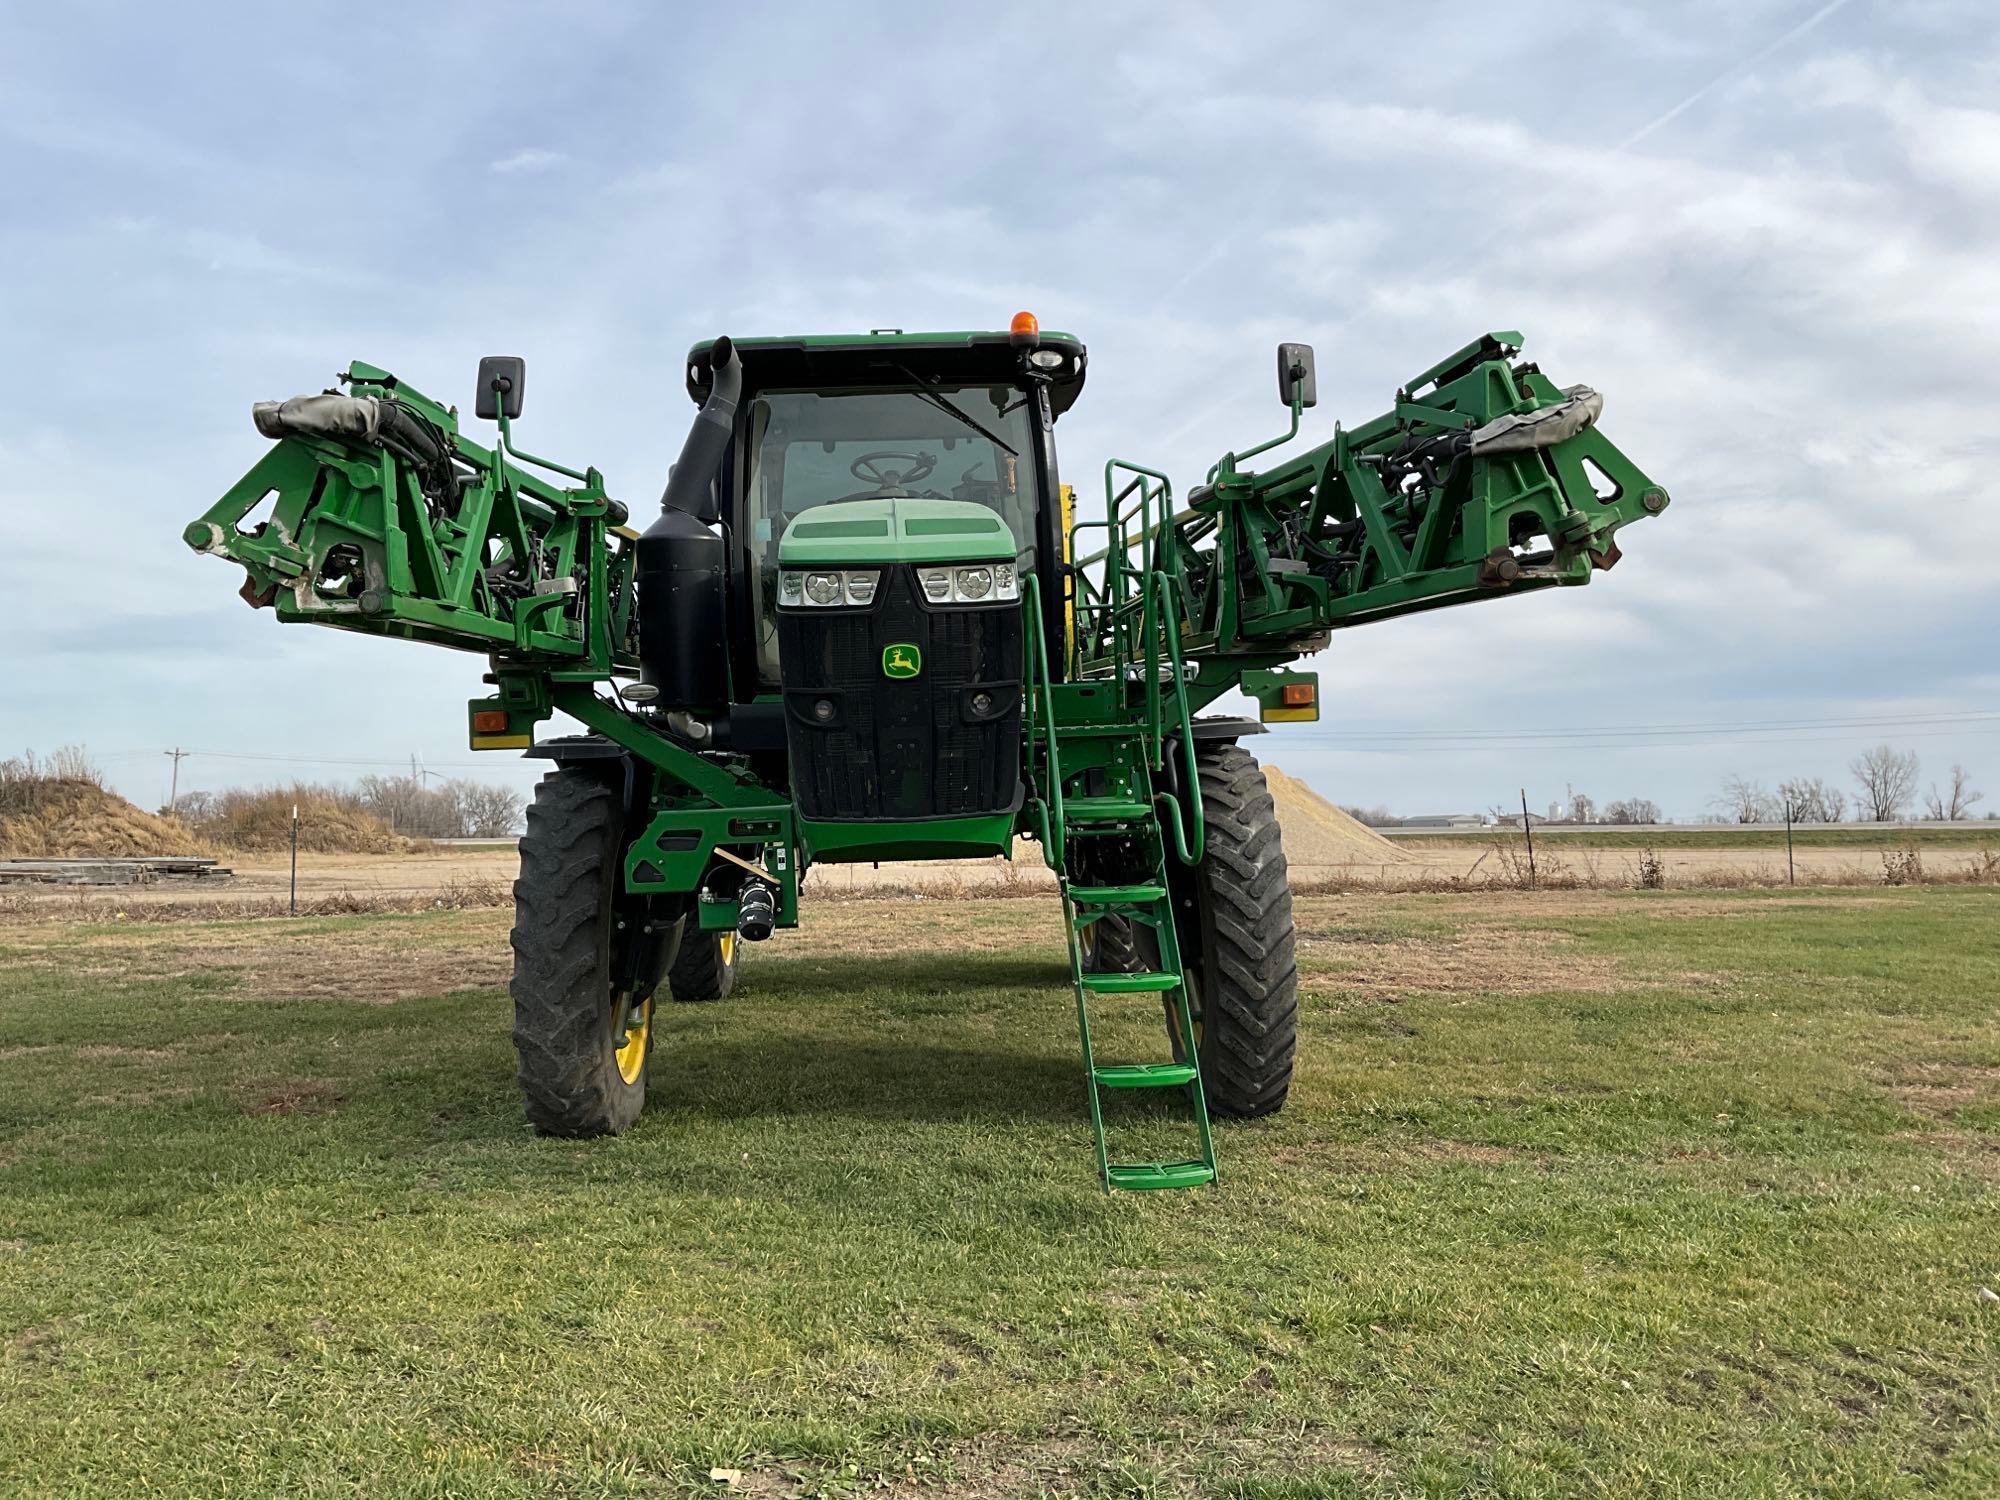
[509,768,666,1137]
[1160,742,1298,1118]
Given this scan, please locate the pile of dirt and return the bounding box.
[0,778,210,858]
[1262,764,1416,867]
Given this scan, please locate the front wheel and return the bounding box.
[668,930,740,1002]
[509,768,670,1137]
[1156,742,1298,1118]
[1080,914,1144,974]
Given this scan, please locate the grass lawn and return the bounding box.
[1,887,1996,1497]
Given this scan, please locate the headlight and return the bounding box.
[782,568,882,607]
[913,562,1020,605]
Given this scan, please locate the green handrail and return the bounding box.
[1022,573,1066,874]
[1148,570,1206,865]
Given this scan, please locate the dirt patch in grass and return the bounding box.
[0,911,515,1004]
[1300,891,1910,923]
[245,1080,345,1116]
[226,930,513,1003]
[724,1428,1392,1498]
[1268,1137,1534,1171]
[1873,1061,2000,1119]
[1300,923,1627,996]
[74,1044,177,1063]
[1897,1131,2000,1182]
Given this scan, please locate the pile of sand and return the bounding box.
[0,778,210,858]
[1262,763,1415,866]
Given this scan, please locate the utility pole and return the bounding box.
[164,747,190,811]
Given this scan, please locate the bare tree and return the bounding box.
[1850,745,1920,822]
[1923,764,1983,821]
[454,780,526,838]
[1713,776,1779,824]
[356,773,469,838]
[1569,791,1597,824]
[1603,797,1661,825]
[1340,804,1398,828]
[166,789,220,823]
[1777,776,1845,824]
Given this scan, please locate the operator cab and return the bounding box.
[668,322,1084,841]
[682,322,1087,698]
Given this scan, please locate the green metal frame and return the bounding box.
[185,362,636,667]
[1072,332,1668,689]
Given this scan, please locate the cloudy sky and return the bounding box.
[4,0,1995,821]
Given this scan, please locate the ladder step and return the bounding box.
[1107,1159,1215,1192]
[1094,1062,1198,1090]
[1070,883,1167,906]
[1063,796,1152,823]
[1081,971,1179,993]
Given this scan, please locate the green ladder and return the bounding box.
[1059,796,1218,1193]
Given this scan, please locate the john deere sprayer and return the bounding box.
[185,316,1668,1190]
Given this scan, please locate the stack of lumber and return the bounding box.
[0,856,234,886]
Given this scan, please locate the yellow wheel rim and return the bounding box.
[613,994,652,1086]
[719,932,737,966]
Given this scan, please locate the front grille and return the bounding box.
[777,566,1022,820]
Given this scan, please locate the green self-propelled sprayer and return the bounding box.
[186,315,1669,1189]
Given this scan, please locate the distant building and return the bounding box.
[1399,813,1487,829]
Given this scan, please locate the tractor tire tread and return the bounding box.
[509,769,644,1138]
[1191,742,1297,1118]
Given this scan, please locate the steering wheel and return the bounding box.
[848,450,936,490]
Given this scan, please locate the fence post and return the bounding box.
[290,802,299,916]
[1520,788,1536,888]
[1785,800,1795,887]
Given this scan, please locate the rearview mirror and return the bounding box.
[476,355,526,420]
[1276,342,1317,410]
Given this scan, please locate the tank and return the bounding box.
[636,506,728,708]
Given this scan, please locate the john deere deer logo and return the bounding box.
[882,643,921,679]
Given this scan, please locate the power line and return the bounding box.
[95,747,506,772]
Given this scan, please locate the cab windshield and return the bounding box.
[743,384,1037,680]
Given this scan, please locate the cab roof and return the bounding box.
[684,328,1088,419]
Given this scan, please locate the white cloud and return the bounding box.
[489,147,567,174]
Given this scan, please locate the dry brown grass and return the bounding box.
[0,874,509,925]
[1297,914,1727,999]
[0,905,514,1004]
[178,784,414,854]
